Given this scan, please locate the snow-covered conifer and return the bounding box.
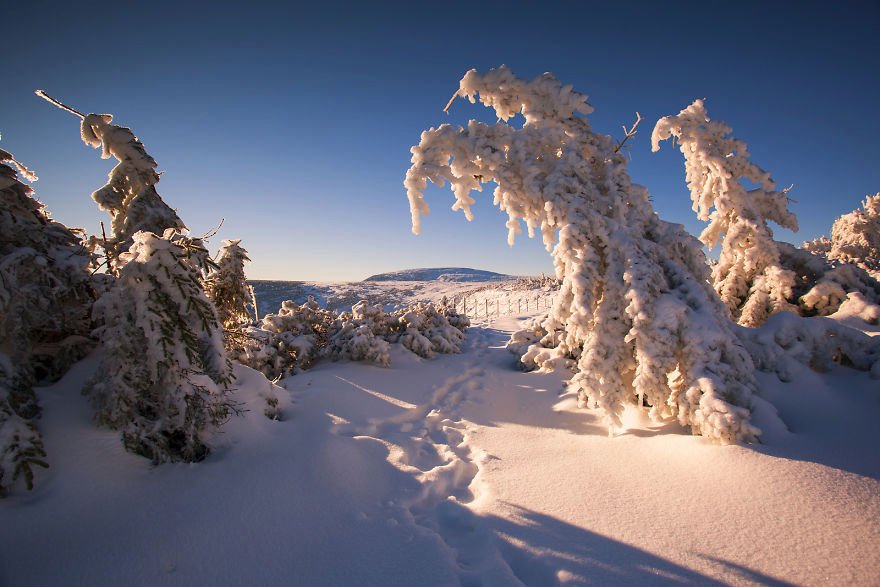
[405,66,759,442]
[652,99,799,326]
[206,239,254,329]
[0,359,47,497]
[84,230,232,463]
[36,91,185,271]
[0,143,91,494]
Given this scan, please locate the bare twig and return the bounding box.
[89,257,110,277]
[248,284,260,323]
[443,90,461,114]
[99,221,116,274]
[613,111,642,153]
[196,218,225,241]
[34,90,85,119]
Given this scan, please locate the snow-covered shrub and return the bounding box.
[437,298,471,332]
[823,194,880,279]
[84,230,233,463]
[395,302,466,358]
[232,296,335,378]
[778,242,880,317]
[206,239,255,329]
[738,312,880,381]
[405,66,759,443]
[834,292,880,326]
[326,301,393,366]
[0,144,92,495]
[327,322,391,366]
[261,296,335,369]
[38,93,185,271]
[226,327,294,380]
[792,196,880,316]
[233,297,468,374]
[653,99,799,326]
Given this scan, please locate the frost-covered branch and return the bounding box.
[613,111,642,153]
[653,99,799,326]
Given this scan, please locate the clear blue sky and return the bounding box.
[3,0,878,281]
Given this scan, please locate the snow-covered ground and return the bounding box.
[250,277,557,319]
[363,267,513,282]
[2,280,878,586]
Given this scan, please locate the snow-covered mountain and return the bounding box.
[363,267,513,282]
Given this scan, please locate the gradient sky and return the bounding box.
[3,0,878,281]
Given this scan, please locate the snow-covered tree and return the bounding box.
[84,230,232,463]
[652,99,799,326]
[405,66,759,443]
[206,239,255,329]
[0,143,92,495]
[36,91,185,271]
[809,194,880,280]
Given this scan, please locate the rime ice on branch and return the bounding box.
[405,66,759,443]
[652,99,800,327]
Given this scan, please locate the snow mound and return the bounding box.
[363,267,512,282]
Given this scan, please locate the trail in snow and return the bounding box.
[333,326,527,585]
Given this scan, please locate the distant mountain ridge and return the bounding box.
[363,267,512,282]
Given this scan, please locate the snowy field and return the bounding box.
[2,279,878,587]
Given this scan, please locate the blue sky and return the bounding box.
[3,0,878,280]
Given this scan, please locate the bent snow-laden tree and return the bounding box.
[652,99,799,327]
[405,66,759,443]
[0,142,92,495]
[36,91,185,272]
[85,230,233,463]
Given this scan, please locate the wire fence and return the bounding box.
[450,293,556,321]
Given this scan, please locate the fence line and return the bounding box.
[450,293,556,321]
